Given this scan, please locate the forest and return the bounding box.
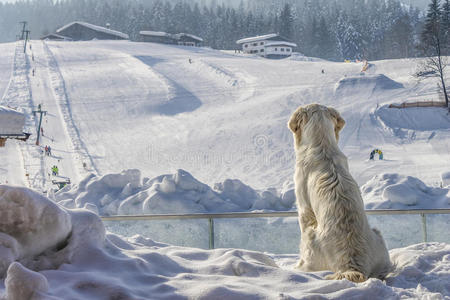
[0,0,448,61]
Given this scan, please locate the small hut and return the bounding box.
[0,106,29,147]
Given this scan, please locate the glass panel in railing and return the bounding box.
[425,214,450,243]
[103,219,210,249]
[213,217,300,254]
[367,214,423,249]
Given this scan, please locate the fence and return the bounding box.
[101,209,450,254]
[389,101,447,109]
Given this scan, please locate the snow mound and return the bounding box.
[0,185,72,276]
[334,74,403,97]
[1,185,450,299]
[55,169,295,215]
[361,173,450,209]
[376,105,450,131]
[0,106,25,135]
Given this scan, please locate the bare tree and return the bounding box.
[415,0,449,111]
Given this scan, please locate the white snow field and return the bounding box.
[1,185,450,300]
[1,40,450,298]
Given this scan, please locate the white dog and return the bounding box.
[288,103,391,282]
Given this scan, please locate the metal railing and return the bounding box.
[101,209,450,251]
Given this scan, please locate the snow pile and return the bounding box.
[362,173,450,209]
[0,106,25,135]
[1,185,449,299]
[334,73,403,97]
[54,169,296,215]
[376,105,450,131]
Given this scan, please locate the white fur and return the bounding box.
[288,104,391,282]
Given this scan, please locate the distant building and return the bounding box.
[43,21,129,41]
[236,33,297,58]
[0,106,29,147]
[139,31,203,47]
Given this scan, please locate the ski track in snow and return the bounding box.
[42,41,99,177]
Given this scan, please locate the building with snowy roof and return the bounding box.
[139,31,203,47]
[236,33,297,58]
[0,106,29,146]
[50,21,129,41]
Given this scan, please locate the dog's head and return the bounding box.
[288,104,345,148]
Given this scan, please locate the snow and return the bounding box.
[264,41,298,47]
[56,21,129,40]
[0,106,25,135]
[362,173,450,209]
[1,185,450,299]
[54,169,294,215]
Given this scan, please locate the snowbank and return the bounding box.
[1,185,449,299]
[54,169,296,215]
[376,105,450,131]
[361,173,450,209]
[0,106,25,135]
[334,74,403,97]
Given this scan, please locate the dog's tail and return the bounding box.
[325,270,367,283]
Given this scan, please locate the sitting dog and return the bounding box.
[288,103,391,282]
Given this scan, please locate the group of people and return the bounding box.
[44,145,52,156]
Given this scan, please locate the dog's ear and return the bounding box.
[288,106,308,133]
[328,107,345,140]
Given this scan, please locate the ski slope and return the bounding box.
[1,40,450,195]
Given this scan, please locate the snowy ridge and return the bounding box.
[43,41,98,177]
[0,185,449,299]
[54,168,450,216]
[1,42,45,190]
[54,169,296,215]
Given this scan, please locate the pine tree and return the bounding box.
[279,3,293,39]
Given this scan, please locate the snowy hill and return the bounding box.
[1,40,449,197]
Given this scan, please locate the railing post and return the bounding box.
[421,213,427,243]
[208,218,215,249]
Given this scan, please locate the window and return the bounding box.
[244,44,248,48]
[286,48,290,52]
[260,49,264,52]
[281,48,285,52]
[275,48,277,51]
[253,43,257,46]
[260,42,264,45]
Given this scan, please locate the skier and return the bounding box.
[189,58,192,64]
[32,69,35,76]
[369,150,375,160]
[51,165,58,176]
[44,145,48,156]
[47,145,52,156]
[321,69,325,74]
[41,127,44,136]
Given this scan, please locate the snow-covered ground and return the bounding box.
[1,40,449,194]
[1,185,449,299]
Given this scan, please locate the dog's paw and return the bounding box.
[325,271,366,283]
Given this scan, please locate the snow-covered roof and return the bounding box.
[140,31,203,42]
[41,33,71,40]
[264,41,297,48]
[0,106,25,135]
[236,33,278,44]
[56,21,129,39]
[174,33,203,42]
[139,31,171,37]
